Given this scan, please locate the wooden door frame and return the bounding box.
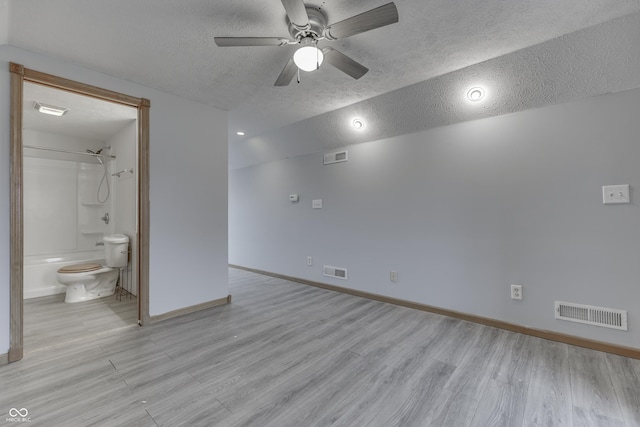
[8,63,150,362]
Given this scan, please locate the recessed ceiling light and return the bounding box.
[466,87,485,102]
[34,101,69,116]
[352,119,364,129]
[236,131,245,136]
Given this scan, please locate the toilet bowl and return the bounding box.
[57,263,119,303]
[56,234,129,303]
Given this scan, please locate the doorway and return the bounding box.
[9,63,150,362]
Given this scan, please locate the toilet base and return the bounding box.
[64,283,117,303]
[59,267,119,303]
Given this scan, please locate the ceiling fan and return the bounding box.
[214,0,399,86]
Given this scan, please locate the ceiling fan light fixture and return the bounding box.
[293,45,324,72]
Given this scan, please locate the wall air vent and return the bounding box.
[554,301,627,331]
[324,150,348,165]
[323,265,348,280]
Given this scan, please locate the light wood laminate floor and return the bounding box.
[2,268,640,426]
[24,291,138,352]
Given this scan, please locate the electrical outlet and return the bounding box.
[602,185,630,204]
[511,284,523,300]
[390,271,398,282]
[307,256,313,266]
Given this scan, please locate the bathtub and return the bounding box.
[24,250,105,299]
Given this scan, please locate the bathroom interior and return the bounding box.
[22,81,139,351]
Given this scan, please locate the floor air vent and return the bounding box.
[323,265,348,280]
[324,150,348,165]
[554,301,627,331]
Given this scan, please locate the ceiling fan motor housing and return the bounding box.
[288,6,327,42]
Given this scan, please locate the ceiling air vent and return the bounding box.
[554,301,627,331]
[324,150,348,165]
[323,265,348,280]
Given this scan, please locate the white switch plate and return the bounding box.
[390,271,398,282]
[602,185,630,204]
[312,199,322,209]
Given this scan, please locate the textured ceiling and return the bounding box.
[229,11,640,168]
[5,0,640,168]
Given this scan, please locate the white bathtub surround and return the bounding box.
[23,156,114,299]
[23,154,113,254]
[21,127,121,299]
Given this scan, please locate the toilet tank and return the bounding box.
[103,234,129,268]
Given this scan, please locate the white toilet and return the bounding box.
[57,234,129,303]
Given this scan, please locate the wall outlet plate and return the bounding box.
[602,184,630,204]
[511,284,523,300]
[307,256,313,266]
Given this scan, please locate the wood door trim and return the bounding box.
[9,63,24,362]
[22,67,142,107]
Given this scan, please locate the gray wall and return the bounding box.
[0,46,229,353]
[230,87,640,349]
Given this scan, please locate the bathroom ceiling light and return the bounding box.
[236,131,245,136]
[352,119,364,129]
[466,87,485,102]
[34,101,69,116]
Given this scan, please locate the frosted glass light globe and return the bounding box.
[294,46,324,72]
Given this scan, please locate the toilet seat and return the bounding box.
[58,263,102,274]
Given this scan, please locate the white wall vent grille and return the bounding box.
[554,301,627,331]
[324,150,348,165]
[323,265,348,280]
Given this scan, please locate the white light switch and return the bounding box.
[312,199,322,209]
[602,185,630,204]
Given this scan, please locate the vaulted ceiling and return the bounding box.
[4,0,640,168]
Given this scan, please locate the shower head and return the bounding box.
[87,149,104,164]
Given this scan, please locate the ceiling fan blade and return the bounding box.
[214,37,290,47]
[281,0,310,29]
[274,56,298,86]
[324,2,398,40]
[321,47,368,80]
